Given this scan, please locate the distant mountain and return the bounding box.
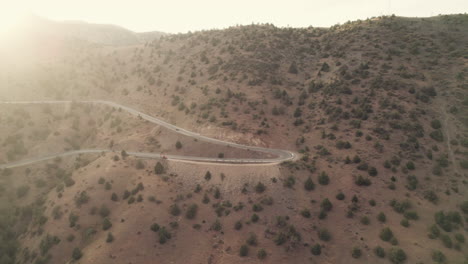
[15,15,167,45]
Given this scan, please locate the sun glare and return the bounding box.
[0,6,25,35]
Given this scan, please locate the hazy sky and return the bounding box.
[2,0,467,33]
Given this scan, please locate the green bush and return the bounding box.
[72,248,82,260]
[351,247,362,258]
[400,219,409,227]
[440,234,452,248]
[336,192,345,200]
[301,209,311,218]
[102,218,112,230]
[310,243,321,255]
[430,130,444,142]
[257,248,267,259]
[154,162,165,174]
[355,175,371,186]
[431,120,442,129]
[186,204,198,219]
[255,182,266,193]
[304,177,315,191]
[318,228,331,241]
[374,246,385,258]
[204,171,212,181]
[320,199,333,212]
[318,172,330,185]
[170,204,181,216]
[106,232,114,243]
[175,141,182,149]
[247,233,258,246]
[99,205,110,218]
[432,250,446,263]
[380,227,394,242]
[388,248,406,264]
[239,244,249,257]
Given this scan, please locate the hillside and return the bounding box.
[0,14,467,264]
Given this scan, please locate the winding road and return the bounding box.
[0,100,296,169]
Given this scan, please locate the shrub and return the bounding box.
[430,130,444,142]
[257,249,267,259]
[274,232,287,245]
[454,233,465,243]
[336,192,345,200]
[230,220,242,231]
[283,176,295,188]
[432,250,446,263]
[111,193,118,201]
[154,162,165,174]
[204,171,212,181]
[106,232,114,243]
[158,227,171,244]
[211,219,222,231]
[72,248,82,260]
[304,177,315,191]
[428,224,441,239]
[151,223,160,232]
[320,199,333,212]
[351,247,362,258]
[247,233,258,246]
[310,244,321,255]
[239,244,249,257]
[400,219,409,227]
[74,191,90,207]
[16,185,30,198]
[440,234,452,248]
[461,201,468,214]
[403,211,419,220]
[368,167,378,176]
[175,141,182,149]
[361,216,370,225]
[251,214,259,223]
[252,204,263,212]
[318,172,330,185]
[301,209,311,218]
[406,161,415,170]
[355,175,371,186]
[380,227,394,242]
[406,175,418,190]
[69,212,79,227]
[102,218,112,230]
[318,228,331,241]
[186,204,198,219]
[388,248,406,264]
[170,204,181,216]
[99,205,110,218]
[255,182,266,193]
[374,246,385,258]
[431,120,442,129]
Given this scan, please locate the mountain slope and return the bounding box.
[0,14,467,264]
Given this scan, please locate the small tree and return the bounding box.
[257,248,267,259]
[310,244,321,255]
[388,248,406,264]
[288,62,298,74]
[255,182,266,193]
[186,204,198,219]
[102,218,112,230]
[318,172,330,185]
[304,177,315,191]
[239,244,249,257]
[351,247,362,258]
[72,248,82,260]
[106,232,114,243]
[154,162,165,174]
[175,141,182,149]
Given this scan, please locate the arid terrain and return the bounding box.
[0,14,467,264]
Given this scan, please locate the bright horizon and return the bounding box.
[0,0,467,33]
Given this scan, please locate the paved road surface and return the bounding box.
[0,100,296,169]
